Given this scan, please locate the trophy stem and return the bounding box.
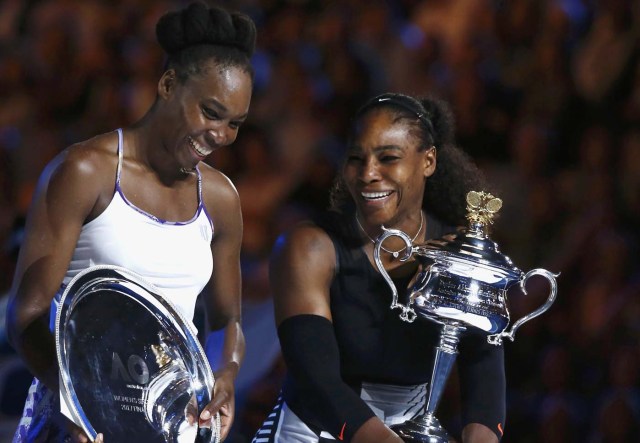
[425,324,462,414]
[392,323,465,443]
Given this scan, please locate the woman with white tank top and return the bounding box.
[6,2,257,442]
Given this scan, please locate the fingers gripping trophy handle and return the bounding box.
[373,227,417,323]
[488,269,559,345]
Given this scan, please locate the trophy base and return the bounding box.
[391,414,450,443]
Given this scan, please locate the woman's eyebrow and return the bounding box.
[347,145,405,154]
[202,99,249,120]
[373,145,405,153]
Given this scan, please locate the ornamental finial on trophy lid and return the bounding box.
[465,190,502,235]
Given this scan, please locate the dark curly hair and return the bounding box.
[155,1,256,83]
[329,92,487,226]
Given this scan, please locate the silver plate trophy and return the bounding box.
[55,265,221,443]
[374,191,558,442]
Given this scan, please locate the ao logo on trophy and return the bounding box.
[110,351,150,385]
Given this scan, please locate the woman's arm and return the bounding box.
[6,147,107,391]
[272,223,404,443]
[7,145,110,443]
[458,332,506,442]
[198,170,245,439]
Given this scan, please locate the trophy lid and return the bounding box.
[419,191,522,279]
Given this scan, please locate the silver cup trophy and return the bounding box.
[373,191,558,442]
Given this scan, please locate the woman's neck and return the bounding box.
[125,116,187,184]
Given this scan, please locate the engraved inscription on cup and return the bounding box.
[412,271,509,333]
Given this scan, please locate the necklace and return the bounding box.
[355,211,424,258]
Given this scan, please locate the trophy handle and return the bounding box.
[373,227,417,323]
[488,268,559,345]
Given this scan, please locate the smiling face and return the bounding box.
[343,107,436,231]
[157,62,253,170]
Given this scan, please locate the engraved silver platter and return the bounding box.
[55,265,220,442]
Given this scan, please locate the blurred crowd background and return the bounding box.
[1,0,639,442]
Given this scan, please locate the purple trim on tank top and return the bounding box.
[115,185,204,225]
[196,164,215,231]
[114,128,211,227]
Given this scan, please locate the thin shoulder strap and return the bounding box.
[115,128,124,187]
[195,165,203,206]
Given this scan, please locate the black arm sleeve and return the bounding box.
[457,331,506,440]
[278,314,376,441]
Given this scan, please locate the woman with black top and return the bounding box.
[252,93,505,442]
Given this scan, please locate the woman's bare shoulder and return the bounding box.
[49,131,117,170]
[273,221,336,267]
[65,130,119,161]
[198,162,239,205]
[40,131,120,196]
[270,221,337,320]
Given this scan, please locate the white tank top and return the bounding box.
[61,128,214,322]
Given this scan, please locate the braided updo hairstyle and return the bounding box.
[330,93,487,226]
[155,1,256,83]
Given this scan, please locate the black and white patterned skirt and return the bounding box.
[251,382,427,442]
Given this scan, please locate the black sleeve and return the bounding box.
[457,331,506,440]
[278,314,376,441]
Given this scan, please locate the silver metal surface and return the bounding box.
[391,413,451,443]
[55,265,220,442]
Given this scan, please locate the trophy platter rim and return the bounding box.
[54,264,216,441]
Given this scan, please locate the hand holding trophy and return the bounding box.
[374,191,558,442]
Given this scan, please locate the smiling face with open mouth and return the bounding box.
[158,63,252,172]
[187,135,213,160]
[343,108,436,235]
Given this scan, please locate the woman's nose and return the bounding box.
[360,158,381,182]
[208,129,225,145]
